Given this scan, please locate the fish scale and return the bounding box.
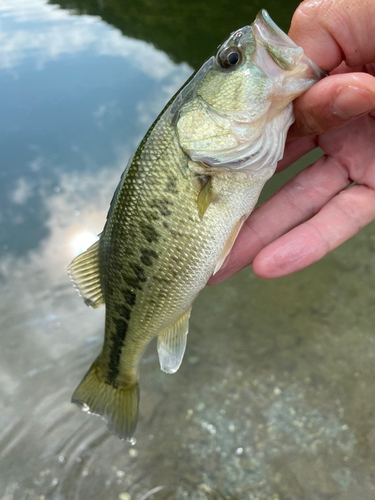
[68,10,325,439]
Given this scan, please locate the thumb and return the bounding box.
[288,72,375,139]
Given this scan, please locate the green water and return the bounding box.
[0,1,374,499]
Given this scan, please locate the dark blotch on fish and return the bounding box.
[119,304,132,322]
[107,317,129,385]
[144,210,159,222]
[140,248,159,267]
[123,275,143,290]
[150,197,173,217]
[166,176,178,194]
[123,288,137,306]
[130,263,147,283]
[140,223,159,244]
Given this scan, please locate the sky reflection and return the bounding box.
[0,0,192,257]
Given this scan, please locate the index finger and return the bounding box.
[208,150,350,284]
[289,0,375,71]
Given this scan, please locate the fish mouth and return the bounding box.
[253,10,297,49]
[253,10,327,80]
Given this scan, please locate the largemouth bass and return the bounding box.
[69,10,324,439]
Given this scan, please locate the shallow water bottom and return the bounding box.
[1,216,375,500]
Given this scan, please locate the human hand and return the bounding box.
[210,0,375,284]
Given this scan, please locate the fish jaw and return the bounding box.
[251,10,326,112]
[252,10,326,81]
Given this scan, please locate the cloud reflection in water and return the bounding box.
[0,1,193,496]
[0,0,192,257]
[0,0,191,80]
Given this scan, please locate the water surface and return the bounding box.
[1,1,375,499]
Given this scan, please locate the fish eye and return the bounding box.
[218,46,243,69]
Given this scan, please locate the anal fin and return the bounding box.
[157,307,192,374]
[213,215,246,275]
[68,238,104,309]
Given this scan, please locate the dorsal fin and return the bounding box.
[68,238,104,309]
[157,308,192,374]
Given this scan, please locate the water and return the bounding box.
[1,1,375,499]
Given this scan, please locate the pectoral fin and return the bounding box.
[157,307,192,374]
[68,238,104,309]
[213,215,246,275]
[197,177,216,219]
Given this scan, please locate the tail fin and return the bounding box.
[71,361,139,440]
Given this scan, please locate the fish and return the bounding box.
[68,10,325,439]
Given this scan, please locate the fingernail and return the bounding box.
[331,85,375,119]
